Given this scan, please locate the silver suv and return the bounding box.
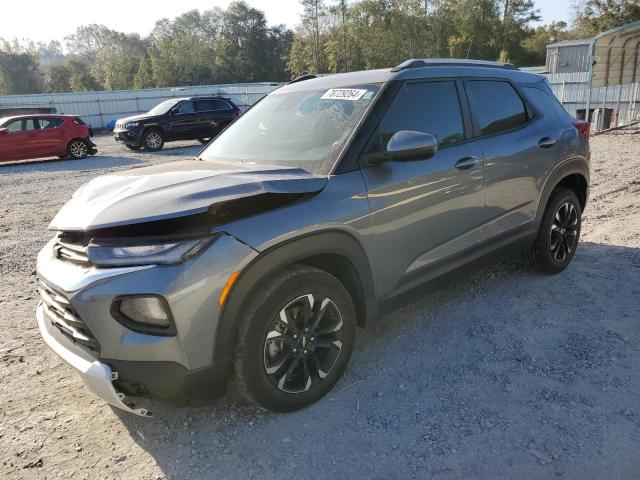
[36,59,590,415]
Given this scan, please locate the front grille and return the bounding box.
[38,279,99,351]
[53,234,90,267]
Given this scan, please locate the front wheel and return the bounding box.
[142,129,164,151]
[233,265,356,412]
[525,187,582,274]
[67,139,89,159]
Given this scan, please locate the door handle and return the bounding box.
[455,156,479,170]
[538,137,556,148]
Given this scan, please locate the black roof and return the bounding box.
[174,96,234,102]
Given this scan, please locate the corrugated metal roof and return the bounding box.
[547,39,591,48]
[591,20,640,87]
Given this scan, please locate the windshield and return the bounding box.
[199,84,381,175]
[147,99,180,116]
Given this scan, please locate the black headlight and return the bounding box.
[87,237,214,267]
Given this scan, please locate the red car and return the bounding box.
[0,115,97,163]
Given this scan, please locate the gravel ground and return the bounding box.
[1,133,639,479]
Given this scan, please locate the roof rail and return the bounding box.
[391,58,518,72]
[288,74,317,84]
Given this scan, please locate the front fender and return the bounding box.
[213,230,377,364]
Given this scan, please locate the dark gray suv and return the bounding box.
[36,59,589,415]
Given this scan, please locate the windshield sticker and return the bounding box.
[321,88,368,101]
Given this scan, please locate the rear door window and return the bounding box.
[375,80,465,149]
[196,99,231,112]
[39,118,63,129]
[466,80,528,135]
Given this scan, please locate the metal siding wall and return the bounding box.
[546,44,590,74]
[544,72,639,128]
[0,83,282,128]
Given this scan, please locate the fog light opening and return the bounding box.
[111,295,176,336]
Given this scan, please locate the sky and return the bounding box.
[0,0,574,45]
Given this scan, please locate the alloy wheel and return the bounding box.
[550,201,578,262]
[69,140,88,158]
[145,132,162,149]
[263,294,344,394]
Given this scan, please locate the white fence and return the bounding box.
[0,83,283,129]
[544,72,639,131]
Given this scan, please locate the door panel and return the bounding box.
[196,100,235,138]
[464,80,562,240]
[36,117,66,156]
[167,101,200,139]
[362,143,485,295]
[478,120,558,239]
[0,119,40,161]
[360,80,486,297]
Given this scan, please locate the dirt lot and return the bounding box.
[1,133,639,479]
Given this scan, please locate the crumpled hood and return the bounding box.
[49,161,327,231]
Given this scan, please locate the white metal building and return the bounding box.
[546,39,592,74]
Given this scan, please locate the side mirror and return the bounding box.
[385,130,438,160]
[0,128,8,135]
[170,107,180,116]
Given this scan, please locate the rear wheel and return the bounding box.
[67,139,89,159]
[233,265,356,412]
[142,129,164,151]
[525,187,582,274]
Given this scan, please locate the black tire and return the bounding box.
[67,139,89,159]
[233,265,356,412]
[197,138,211,145]
[525,187,582,274]
[125,144,141,151]
[141,129,164,151]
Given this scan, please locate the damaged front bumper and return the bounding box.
[35,233,258,415]
[37,304,150,416]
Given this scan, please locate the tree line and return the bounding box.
[0,0,637,95]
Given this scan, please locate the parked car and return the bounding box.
[37,59,589,415]
[0,115,96,163]
[113,96,242,151]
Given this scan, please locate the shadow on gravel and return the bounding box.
[0,155,145,174]
[152,145,202,156]
[114,241,640,479]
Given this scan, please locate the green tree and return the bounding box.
[447,0,500,60]
[520,21,572,66]
[497,0,541,62]
[133,57,155,89]
[148,11,216,86]
[0,39,41,94]
[41,62,73,93]
[66,57,101,92]
[303,0,327,73]
[92,35,146,90]
[573,0,640,37]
